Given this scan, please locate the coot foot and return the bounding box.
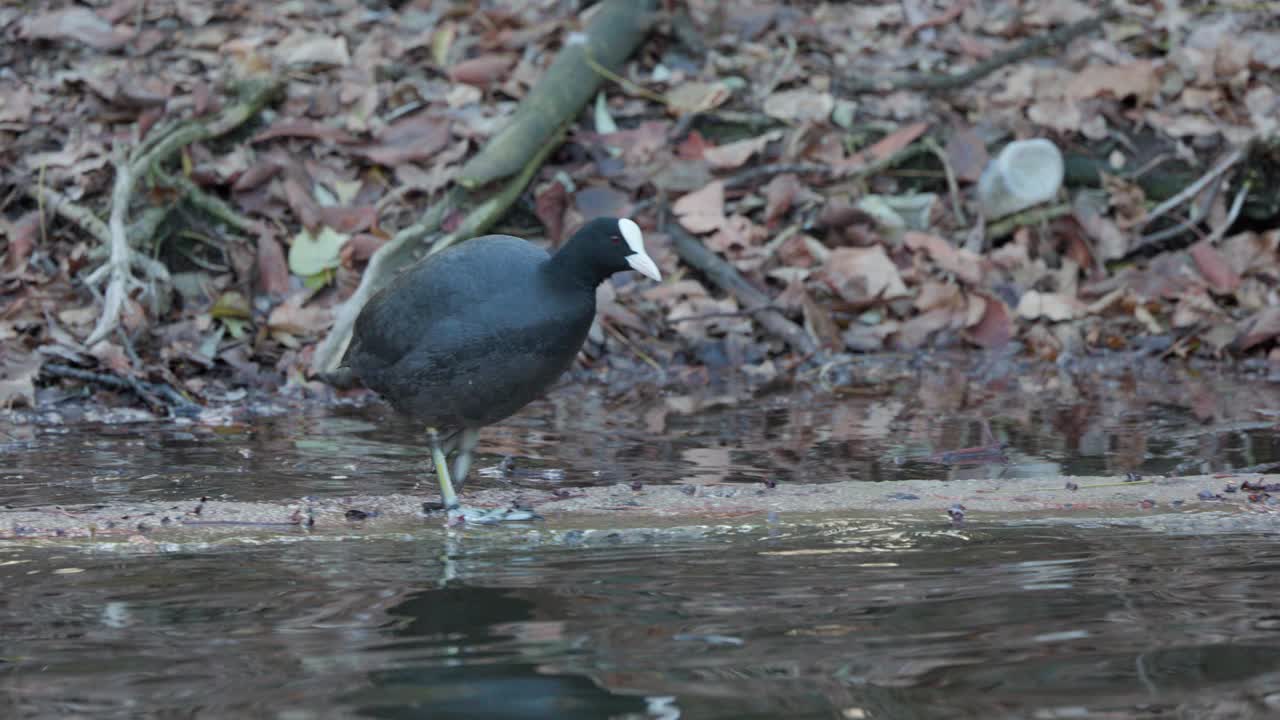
[446,504,542,526]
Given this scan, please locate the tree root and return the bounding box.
[68,78,285,350]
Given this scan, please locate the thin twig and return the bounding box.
[1206,180,1250,244]
[41,362,196,411]
[923,135,967,226]
[1136,147,1243,229]
[985,203,1072,239]
[838,10,1111,94]
[583,47,668,104]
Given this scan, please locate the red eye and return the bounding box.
[612,236,622,244]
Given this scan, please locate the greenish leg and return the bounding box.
[450,428,481,493]
[428,426,459,510]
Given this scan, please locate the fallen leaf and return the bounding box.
[340,234,387,266]
[251,120,358,145]
[316,206,377,234]
[763,88,834,124]
[1016,290,1080,322]
[763,174,802,223]
[702,131,779,170]
[945,125,989,183]
[1067,60,1162,105]
[278,33,350,67]
[89,340,132,376]
[860,122,929,164]
[351,115,451,166]
[449,54,515,86]
[535,181,568,246]
[824,246,909,303]
[673,181,727,234]
[288,227,348,277]
[1,211,40,274]
[1235,307,1280,351]
[1189,241,1241,294]
[0,350,42,409]
[903,231,985,285]
[966,294,1013,348]
[575,186,632,220]
[257,232,291,297]
[268,292,333,337]
[667,81,732,115]
[21,8,134,50]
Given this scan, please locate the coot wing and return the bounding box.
[343,236,550,372]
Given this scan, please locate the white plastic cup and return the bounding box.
[977,138,1065,220]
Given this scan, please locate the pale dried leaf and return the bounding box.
[824,246,909,303]
[673,181,727,234]
[763,88,834,124]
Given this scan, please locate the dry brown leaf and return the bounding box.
[903,232,984,285]
[534,181,568,246]
[673,181,727,234]
[667,82,732,115]
[1016,290,1080,322]
[575,186,632,221]
[89,340,133,376]
[316,206,377,235]
[2,211,40,275]
[861,122,929,164]
[256,232,291,297]
[1235,307,1280,351]
[0,350,42,409]
[1189,240,1241,294]
[278,33,350,67]
[702,131,779,170]
[966,294,1014,349]
[945,125,989,184]
[763,174,803,223]
[251,120,358,145]
[449,54,515,86]
[268,292,333,337]
[763,88,834,124]
[351,115,451,166]
[1067,61,1162,105]
[21,8,134,50]
[824,246,909,303]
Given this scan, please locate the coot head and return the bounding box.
[556,217,662,285]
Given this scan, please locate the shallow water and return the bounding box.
[2,363,1280,718]
[4,522,1280,718]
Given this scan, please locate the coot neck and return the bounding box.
[546,235,607,292]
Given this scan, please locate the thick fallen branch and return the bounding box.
[458,0,656,187]
[661,209,818,358]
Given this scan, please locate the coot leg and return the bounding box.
[450,428,481,492]
[427,426,460,510]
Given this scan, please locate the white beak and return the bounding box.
[619,218,661,282]
[626,251,662,282]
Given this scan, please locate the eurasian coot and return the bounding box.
[342,217,661,521]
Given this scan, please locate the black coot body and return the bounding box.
[347,236,593,429]
[342,217,660,517]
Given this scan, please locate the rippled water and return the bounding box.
[4,522,1280,718]
[2,363,1279,718]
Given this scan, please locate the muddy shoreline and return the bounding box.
[4,472,1276,550]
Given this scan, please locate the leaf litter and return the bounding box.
[0,0,1278,415]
